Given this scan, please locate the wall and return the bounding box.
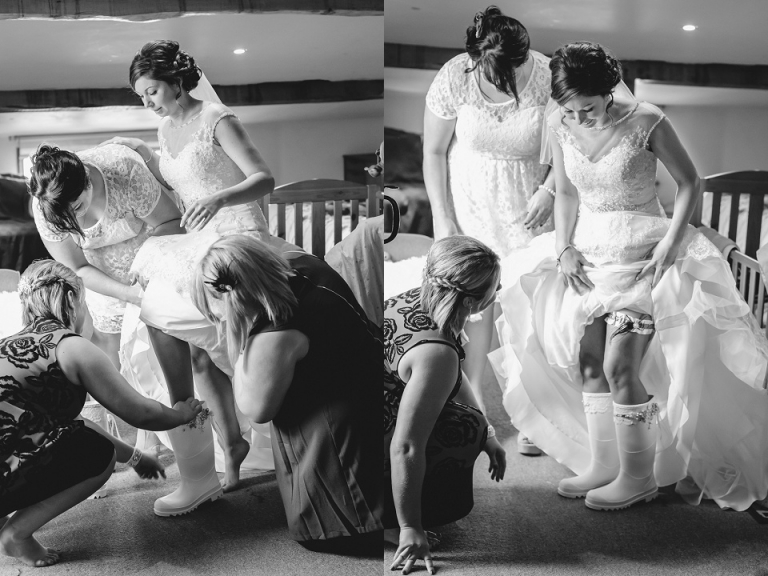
[245,116,382,186]
[0,115,382,183]
[656,105,768,214]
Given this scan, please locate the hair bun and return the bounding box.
[32,144,60,166]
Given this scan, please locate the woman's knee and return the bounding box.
[189,346,213,374]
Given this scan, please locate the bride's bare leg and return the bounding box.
[0,452,115,567]
[190,346,249,492]
[580,316,610,393]
[603,313,654,405]
[146,327,194,403]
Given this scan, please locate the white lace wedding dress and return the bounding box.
[426,50,552,258]
[490,102,768,511]
[120,102,292,470]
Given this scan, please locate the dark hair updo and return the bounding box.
[465,6,530,103]
[550,41,623,106]
[129,40,202,93]
[28,144,89,237]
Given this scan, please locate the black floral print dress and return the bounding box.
[0,318,87,500]
[384,287,488,528]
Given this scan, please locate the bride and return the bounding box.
[107,40,298,514]
[491,41,768,512]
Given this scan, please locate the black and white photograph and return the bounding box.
[384,0,768,574]
[0,1,383,574]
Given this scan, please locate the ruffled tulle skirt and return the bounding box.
[489,212,768,511]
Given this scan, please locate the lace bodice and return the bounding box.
[427,51,551,159]
[551,102,720,265]
[158,101,268,236]
[555,102,666,216]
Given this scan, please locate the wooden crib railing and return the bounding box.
[258,179,380,259]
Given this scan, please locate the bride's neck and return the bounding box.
[168,95,203,126]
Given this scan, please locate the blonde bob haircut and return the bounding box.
[421,235,500,335]
[19,259,84,329]
[192,235,298,366]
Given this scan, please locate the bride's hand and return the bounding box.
[181,195,223,231]
[483,436,507,482]
[524,186,555,230]
[558,246,595,295]
[636,236,679,287]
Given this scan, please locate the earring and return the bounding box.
[607,93,614,110]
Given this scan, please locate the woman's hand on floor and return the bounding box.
[390,527,435,575]
[483,436,507,481]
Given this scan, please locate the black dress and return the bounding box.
[383,287,489,528]
[0,318,114,516]
[249,253,383,543]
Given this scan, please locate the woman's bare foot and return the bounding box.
[221,436,250,493]
[0,528,60,567]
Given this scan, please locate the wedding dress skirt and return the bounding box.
[118,230,291,472]
[490,214,768,511]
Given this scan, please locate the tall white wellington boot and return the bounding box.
[154,407,223,517]
[558,392,619,498]
[585,398,659,511]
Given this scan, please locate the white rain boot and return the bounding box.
[585,398,659,511]
[154,407,223,517]
[558,392,619,498]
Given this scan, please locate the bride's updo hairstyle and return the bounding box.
[465,5,530,104]
[421,236,500,336]
[130,40,202,93]
[550,41,623,107]
[192,235,298,367]
[28,144,89,237]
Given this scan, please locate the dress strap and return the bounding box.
[643,113,666,148]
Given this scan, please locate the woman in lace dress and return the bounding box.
[108,41,297,508]
[490,42,768,512]
[29,143,184,368]
[423,8,553,448]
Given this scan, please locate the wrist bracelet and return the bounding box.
[556,244,574,263]
[127,447,143,467]
[539,184,555,198]
[487,424,496,439]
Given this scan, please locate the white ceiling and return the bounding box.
[0,13,383,91]
[385,0,768,65]
[0,13,383,137]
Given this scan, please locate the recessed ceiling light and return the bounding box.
[682,24,697,31]
[233,48,246,55]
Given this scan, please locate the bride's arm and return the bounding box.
[636,117,700,285]
[180,116,274,230]
[42,236,142,306]
[550,127,594,293]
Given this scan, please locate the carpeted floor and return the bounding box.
[0,423,380,576]
[384,363,768,576]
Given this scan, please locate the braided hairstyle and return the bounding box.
[28,143,90,238]
[129,40,202,93]
[192,235,298,367]
[465,6,530,104]
[421,235,500,335]
[19,259,84,329]
[550,41,623,106]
